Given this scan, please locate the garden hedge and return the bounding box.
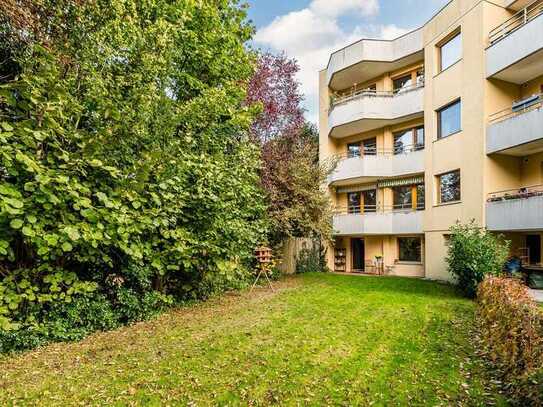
[477,277,543,405]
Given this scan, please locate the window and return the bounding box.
[348,192,361,214]
[439,31,462,71]
[393,186,412,210]
[393,74,412,94]
[393,127,424,154]
[363,189,377,213]
[347,142,361,158]
[437,100,461,139]
[398,237,422,262]
[438,170,461,204]
[416,184,425,210]
[363,137,377,155]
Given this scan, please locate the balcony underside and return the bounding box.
[487,195,543,231]
[487,14,543,84]
[329,52,423,92]
[328,151,425,186]
[329,113,423,139]
[333,211,424,236]
[487,107,543,155]
[326,29,423,90]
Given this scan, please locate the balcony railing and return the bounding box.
[337,144,425,160]
[488,0,543,46]
[330,79,425,109]
[487,184,543,202]
[489,93,542,124]
[335,203,425,215]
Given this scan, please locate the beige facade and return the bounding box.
[320,0,543,280]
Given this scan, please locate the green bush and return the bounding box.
[296,242,329,274]
[446,221,509,298]
[477,277,543,405]
[0,0,267,352]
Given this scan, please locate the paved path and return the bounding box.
[529,289,543,303]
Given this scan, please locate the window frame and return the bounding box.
[437,99,461,140]
[393,126,425,154]
[437,169,461,205]
[397,237,422,263]
[438,30,462,72]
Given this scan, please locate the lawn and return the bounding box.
[0,273,505,406]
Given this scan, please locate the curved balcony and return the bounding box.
[327,28,424,90]
[328,147,425,185]
[487,94,543,155]
[487,185,543,231]
[328,84,424,139]
[333,206,424,236]
[487,0,543,84]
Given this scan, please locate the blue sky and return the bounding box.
[246,0,450,124]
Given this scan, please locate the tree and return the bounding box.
[247,53,334,246]
[0,0,267,349]
[446,221,510,298]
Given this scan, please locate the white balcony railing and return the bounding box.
[489,93,542,124]
[489,0,543,45]
[487,185,543,231]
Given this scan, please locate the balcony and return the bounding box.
[487,94,543,155]
[328,84,424,139]
[487,185,543,231]
[328,147,425,185]
[486,0,543,84]
[333,205,424,236]
[327,28,423,90]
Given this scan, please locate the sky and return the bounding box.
[246,0,450,124]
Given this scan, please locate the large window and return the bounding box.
[438,170,461,204]
[393,74,412,94]
[347,142,361,158]
[363,137,377,155]
[416,184,425,210]
[439,31,462,71]
[393,186,412,210]
[363,189,377,213]
[398,237,422,262]
[394,127,424,154]
[437,100,461,139]
[348,192,361,214]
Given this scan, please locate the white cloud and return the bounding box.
[254,0,411,125]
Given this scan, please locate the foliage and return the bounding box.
[0,274,505,405]
[246,53,334,246]
[295,241,329,274]
[477,277,543,405]
[246,52,305,143]
[446,221,510,298]
[0,0,267,352]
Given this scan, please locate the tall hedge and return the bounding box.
[0,0,267,350]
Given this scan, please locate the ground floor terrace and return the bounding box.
[331,234,425,278]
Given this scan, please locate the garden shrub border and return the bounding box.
[477,277,543,405]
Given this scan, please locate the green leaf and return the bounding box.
[10,219,23,229]
[61,242,73,252]
[22,226,35,237]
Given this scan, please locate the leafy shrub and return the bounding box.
[0,0,268,352]
[446,221,509,297]
[477,277,543,405]
[296,242,329,274]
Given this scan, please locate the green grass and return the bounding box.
[0,273,506,406]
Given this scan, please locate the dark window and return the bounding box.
[393,186,412,210]
[439,31,462,71]
[363,138,377,155]
[394,127,425,154]
[439,170,461,204]
[363,189,377,213]
[347,143,361,158]
[416,184,425,210]
[398,237,422,262]
[415,127,425,149]
[393,74,412,93]
[348,192,361,214]
[438,100,461,139]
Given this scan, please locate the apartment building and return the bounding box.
[319,0,543,280]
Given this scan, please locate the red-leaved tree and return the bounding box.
[247,52,333,246]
